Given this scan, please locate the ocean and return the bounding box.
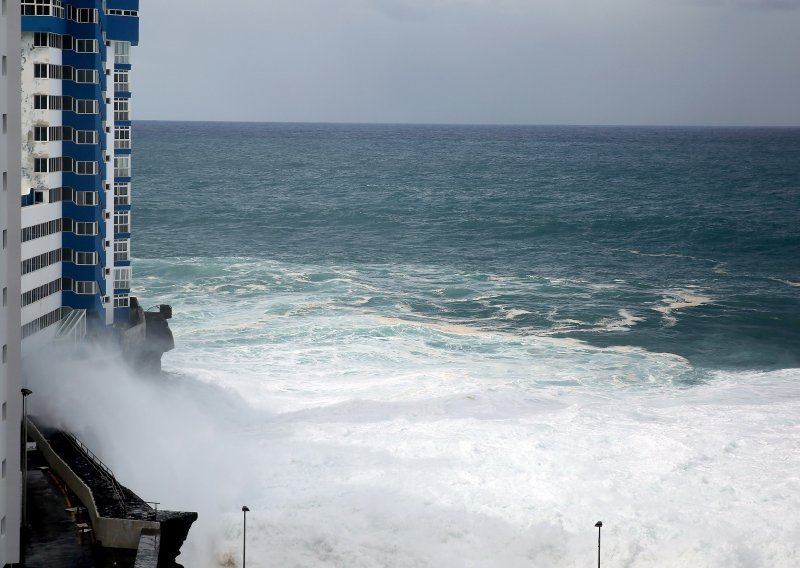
[68,123,800,566]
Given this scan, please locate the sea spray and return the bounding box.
[24,345,255,565]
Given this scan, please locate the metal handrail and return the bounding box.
[65,433,128,516]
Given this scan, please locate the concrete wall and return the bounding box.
[27,419,159,550]
[133,530,159,568]
[0,1,23,565]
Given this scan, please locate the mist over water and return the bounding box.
[35,123,800,566]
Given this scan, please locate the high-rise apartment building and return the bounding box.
[2,2,138,562]
[1,0,23,562]
[19,0,138,352]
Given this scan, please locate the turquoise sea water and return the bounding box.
[121,122,800,566]
[136,122,800,371]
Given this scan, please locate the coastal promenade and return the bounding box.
[24,418,196,567]
[24,449,95,567]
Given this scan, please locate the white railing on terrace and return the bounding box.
[55,307,86,344]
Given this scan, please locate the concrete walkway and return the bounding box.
[24,450,96,568]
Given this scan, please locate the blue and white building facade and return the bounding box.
[19,0,138,351]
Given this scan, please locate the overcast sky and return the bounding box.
[134,0,800,126]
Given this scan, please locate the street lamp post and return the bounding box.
[21,388,32,530]
[595,521,603,568]
[242,506,250,568]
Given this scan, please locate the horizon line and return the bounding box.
[132,118,800,130]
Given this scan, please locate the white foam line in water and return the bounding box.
[503,309,531,320]
[594,308,645,332]
[770,277,800,288]
[653,290,713,326]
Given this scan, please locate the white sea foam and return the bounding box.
[36,258,798,567]
[653,290,713,326]
[770,277,800,288]
[503,308,530,319]
[27,338,800,568]
[154,348,800,567]
[595,308,645,332]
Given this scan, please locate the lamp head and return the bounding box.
[595,521,603,528]
[242,506,250,512]
[21,388,32,397]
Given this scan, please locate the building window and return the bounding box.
[21,278,61,306]
[114,182,130,205]
[1,459,5,479]
[76,99,98,114]
[114,211,130,234]
[75,130,97,145]
[74,68,98,84]
[21,248,62,275]
[114,126,131,149]
[67,5,97,23]
[114,267,131,290]
[63,278,97,295]
[113,41,131,64]
[1,402,5,420]
[72,221,97,236]
[21,218,62,242]
[48,157,63,172]
[2,344,6,363]
[2,287,6,306]
[35,32,63,49]
[114,155,130,178]
[113,98,129,121]
[62,219,97,236]
[114,239,130,262]
[75,38,97,53]
[107,8,138,17]
[21,307,62,338]
[34,125,48,141]
[114,70,129,92]
[114,294,130,308]
[63,249,97,266]
[74,161,98,175]
[49,95,62,110]
[73,191,97,206]
[21,0,64,18]
[34,157,48,172]
[34,63,62,79]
